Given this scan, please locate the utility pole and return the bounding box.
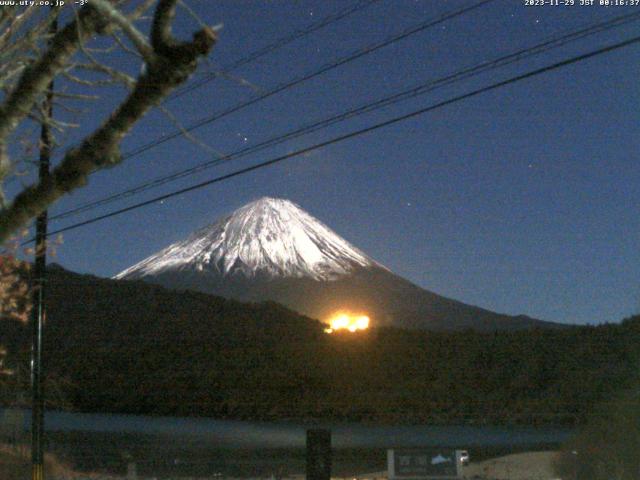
[31,8,57,480]
[306,429,332,480]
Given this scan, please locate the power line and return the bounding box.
[44,0,380,165]
[121,0,495,160]
[36,33,640,241]
[169,0,381,102]
[49,10,640,222]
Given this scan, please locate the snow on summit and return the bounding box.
[115,197,380,281]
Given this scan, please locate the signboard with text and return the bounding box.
[388,448,460,479]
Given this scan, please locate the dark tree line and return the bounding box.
[1,266,639,427]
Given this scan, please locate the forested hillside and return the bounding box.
[1,266,638,425]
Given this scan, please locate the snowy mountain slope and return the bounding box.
[116,197,382,282]
[115,197,558,331]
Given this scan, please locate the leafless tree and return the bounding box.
[0,0,218,244]
[0,1,217,391]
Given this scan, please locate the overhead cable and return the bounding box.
[169,0,381,101]
[50,10,640,221]
[121,0,495,160]
[36,33,640,241]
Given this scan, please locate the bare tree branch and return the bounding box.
[0,9,57,91]
[158,103,226,158]
[128,0,159,21]
[0,1,217,243]
[51,91,100,101]
[151,0,178,54]
[91,0,155,62]
[0,5,111,169]
[111,30,144,58]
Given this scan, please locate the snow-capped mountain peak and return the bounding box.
[115,197,381,281]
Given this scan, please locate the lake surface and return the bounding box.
[2,408,572,448]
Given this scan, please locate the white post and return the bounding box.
[386,449,395,480]
[127,461,137,480]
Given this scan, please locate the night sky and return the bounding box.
[11,0,640,326]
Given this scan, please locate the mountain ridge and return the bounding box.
[116,197,382,282]
[3,263,632,425]
[116,197,559,331]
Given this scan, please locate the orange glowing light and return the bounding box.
[324,312,370,333]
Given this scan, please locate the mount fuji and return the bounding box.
[115,197,555,331]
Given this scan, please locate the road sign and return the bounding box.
[388,448,461,479]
